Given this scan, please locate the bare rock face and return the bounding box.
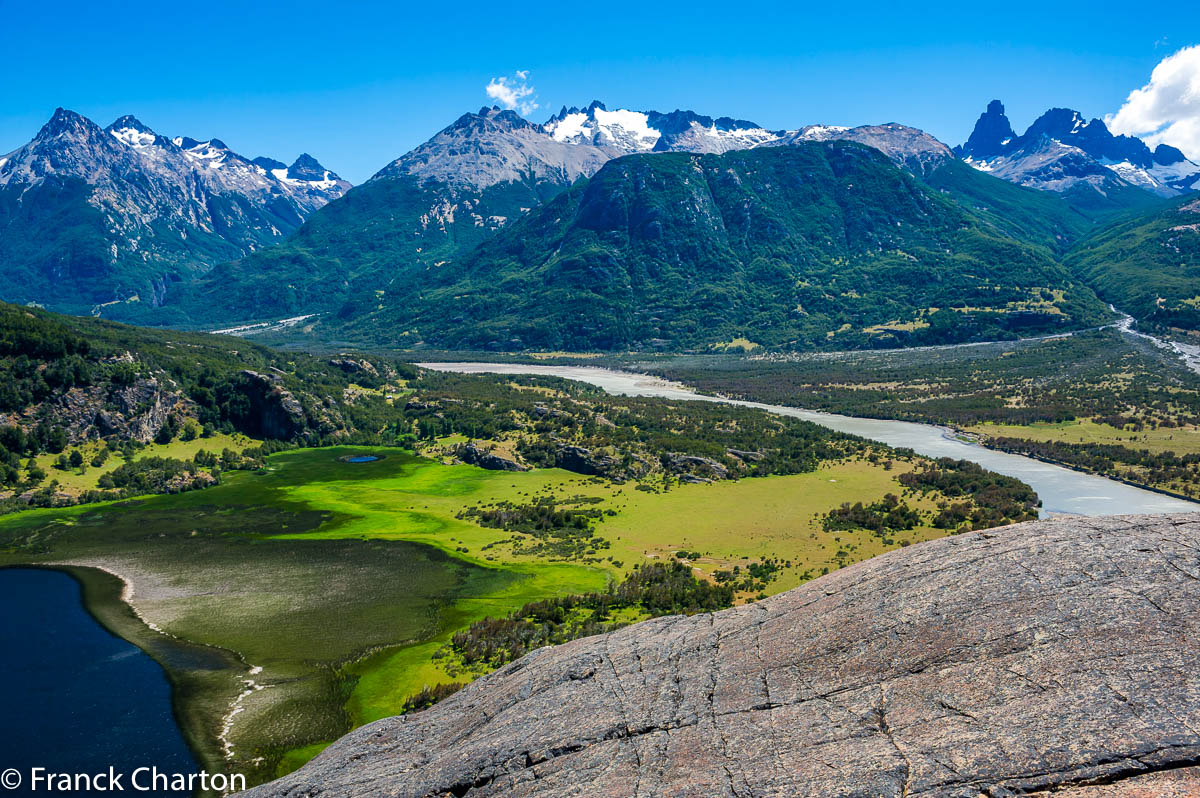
[238,371,307,440]
[456,442,527,472]
[0,373,191,445]
[245,513,1200,798]
[769,122,956,176]
[553,444,617,476]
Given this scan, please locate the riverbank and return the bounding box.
[571,328,1200,506]
[419,363,1199,516]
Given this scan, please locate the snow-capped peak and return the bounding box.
[591,108,661,151]
[106,115,158,149]
[111,127,156,148]
[544,104,661,152]
[543,102,781,155]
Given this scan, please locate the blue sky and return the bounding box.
[2,0,1198,183]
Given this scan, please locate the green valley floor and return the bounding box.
[0,444,997,787]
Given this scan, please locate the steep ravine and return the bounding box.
[244,512,1200,797]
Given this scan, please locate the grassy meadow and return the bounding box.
[967,419,1200,455]
[28,432,251,496]
[0,444,989,785]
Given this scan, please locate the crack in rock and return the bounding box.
[242,513,1200,798]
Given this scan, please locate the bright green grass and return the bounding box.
[0,445,957,785]
[32,432,252,495]
[0,447,605,783]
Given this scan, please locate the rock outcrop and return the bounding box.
[457,443,527,472]
[237,371,307,440]
[553,444,617,476]
[245,513,1200,798]
[1,372,192,445]
[665,453,729,480]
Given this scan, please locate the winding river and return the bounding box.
[420,362,1199,517]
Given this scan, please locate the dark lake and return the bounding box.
[0,568,196,796]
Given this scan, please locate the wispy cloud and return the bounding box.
[485,71,538,116]
[1107,44,1200,159]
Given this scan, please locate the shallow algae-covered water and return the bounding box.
[0,448,601,786]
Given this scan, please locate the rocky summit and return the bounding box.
[957,100,1200,200]
[244,513,1200,798]
[0,108,350,316]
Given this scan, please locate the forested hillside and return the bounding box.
[1065,196,1200,332]
[329,142,1112,350]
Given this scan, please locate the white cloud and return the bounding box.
[1107,45,1200,159]
[485,72,538,116]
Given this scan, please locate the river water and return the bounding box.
[420,362,1199,517]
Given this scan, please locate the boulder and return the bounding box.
[329,357,379,378]
[244,513,1200,798]
[532,404,572,420]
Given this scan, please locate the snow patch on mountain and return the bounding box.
[111,127,156,148]
[543,103,780,155]
[592,108,661,150]
[1148,157,1200,185]
[546,112,591,143]
[271,167,342,191]
[795,125,849,139]
[179,140,229,166]
[545,106,661,151]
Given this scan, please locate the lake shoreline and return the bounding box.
[2,561,242,797]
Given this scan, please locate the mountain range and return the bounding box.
[132,103,964,330]
[957,100,1200,203]
[0,98,1197,347]
[335,141,1108,351]
[0,108,348,315]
